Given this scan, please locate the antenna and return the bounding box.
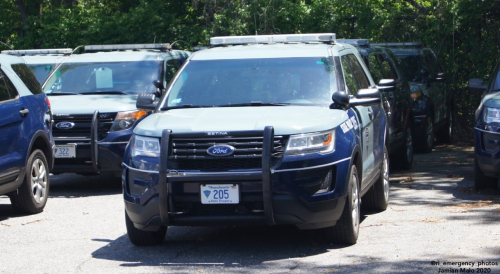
[0,41,18,56]
[170,40,191,51]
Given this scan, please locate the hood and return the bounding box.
[48,94,138,114]
[134,106,349,137]
[482,91,500,109]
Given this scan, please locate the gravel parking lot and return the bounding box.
[1,144,499,274]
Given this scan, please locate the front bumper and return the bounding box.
[474,127,500,178]
[123,127,352,231]
[52,111,131,175]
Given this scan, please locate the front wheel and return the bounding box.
[363,146,389,211]
[437,110,453,143]
[420,116,434,153]
[474,156,497,190]
[125,211,167,246]
[397,127,413,170]
[323,164,360,245]
[10,149,50,214]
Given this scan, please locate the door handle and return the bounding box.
[20,108,29,117]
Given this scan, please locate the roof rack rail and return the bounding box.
[370,42,422,48]
[1,48,73,56]
[210,33,336,46]
[84,43,171,53]
[337,39,370,46]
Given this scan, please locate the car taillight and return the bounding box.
[45,97,51,108]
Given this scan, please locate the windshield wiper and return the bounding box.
[83,91,128,95]
[216,102,291,107]
[161,104,213,110]
[46,92,80,96]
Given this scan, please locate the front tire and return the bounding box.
[323,164,360,245]
[437,110,453,143]
[363,146,389,211]
[397,127,413,170]
[474,156,497,190]
[10,149,50,214]
[420,116,434,153]
[125,211,167,246]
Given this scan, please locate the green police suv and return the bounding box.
[122,34,388,246]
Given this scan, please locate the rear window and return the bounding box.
[11,63,43,94]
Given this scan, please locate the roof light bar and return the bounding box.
[1,48,72,56]
[337,39,370,46]
[371,42,422,48]
[84,43,171,52]
[210,33,336,46]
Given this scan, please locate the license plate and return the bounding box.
[200,184,239,204]
[54,144,76,158]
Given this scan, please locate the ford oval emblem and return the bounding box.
[207,145,235,157]
[55,122,75,129]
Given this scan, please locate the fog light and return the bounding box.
[127,169,151,196]
[315,170,333,194]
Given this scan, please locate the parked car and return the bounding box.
[0,54,54,214]
[372,42,453,152]
[338,39,414,169]
[2,48,72,85]
[42,43,191,177]
[468,59,500,190]
[123,33,388,246]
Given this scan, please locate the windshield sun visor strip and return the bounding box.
[159,129,172,225]
[262,126,275,225]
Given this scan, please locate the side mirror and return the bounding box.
[136,93,157,110]
[350,88,381,107]
[153,80,164,97]
[377,79,396,92]
[330,91,350,109]
[435,72,446,82]
[468,78,487,93]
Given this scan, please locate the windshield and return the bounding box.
[28,64,56,84]
[395,55,422,82]
[163,57,336,109]
[43,61,162,95]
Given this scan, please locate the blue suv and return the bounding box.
[469,59,500,190]
[0,54,54,214]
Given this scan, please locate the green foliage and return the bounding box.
[2,0,500,136]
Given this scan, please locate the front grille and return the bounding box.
[53,113,116,140]
[167,135,286,171]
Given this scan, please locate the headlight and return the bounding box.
[410,86,422,99]
[132,135,160,157]
[110,110,147,131]
[285,130,335,156]
[484,107,500,124]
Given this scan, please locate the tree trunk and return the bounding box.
[15,0,27,37]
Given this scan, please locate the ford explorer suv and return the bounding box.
[468,59,500,190]
[0,54,54,214]
[373,42,453,152]
[122,34,388,246]
[42,44,191,177]
[2,48,72,85]
[339,39,414,169]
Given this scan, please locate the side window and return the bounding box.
[368,54,384,84]
[166,58,182,83]
[0,69,18,101]
[11,63,43,94]
[424,53,439,76]
[0,71,10,102]
[379,53,398,80]
[346,54,370,89]
[341,56,358,95]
